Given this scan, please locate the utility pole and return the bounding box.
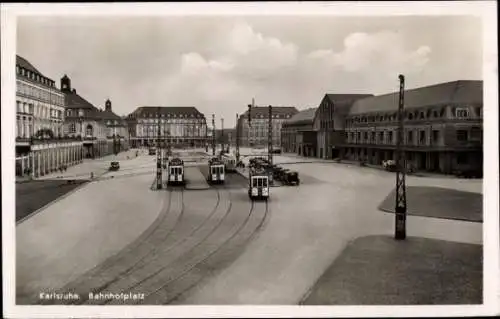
[212,114,216,156]
[156,107,162,190]
[221,117,224,156]
[268,105,273,165]
[395,74,407,240]
[235,113,240,162]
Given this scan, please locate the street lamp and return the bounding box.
[78,109,84,160]
[395,74,407,240]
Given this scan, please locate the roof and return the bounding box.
[130,106,205,119]
[326,94,374,103]
[16,55,42,74]
[64,90,104,120]
[16,55,57,89]
[241,106,298,119]
[283,108,318,126]
[349,80,483,115]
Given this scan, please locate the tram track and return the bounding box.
[148,200,269,305]
[35,165,269,306]
[37,187,181,305]
[94,185,233,305]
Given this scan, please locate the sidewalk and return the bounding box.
[16,157,168,304]
[301,235,482,305]
[36,149,139,180]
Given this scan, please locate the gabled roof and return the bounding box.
[283,107,318,126]
[349,80,483,115]
[130,106,205,118]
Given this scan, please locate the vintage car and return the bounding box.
[109,161,120,171]
[282,171,300,186]
[382,160,397,172]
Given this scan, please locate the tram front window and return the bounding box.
[262,178,268,187]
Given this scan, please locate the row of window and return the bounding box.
[134,113,204,119]
[16,121,63,139]
[17,66,56,87]
[67,123,106,137]
[346,106,482,126]
[16,101,63,119]
[346,127,482,145]
[17,81,64,105]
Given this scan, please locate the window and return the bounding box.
[69,123,76,133]
[432,130,439,144]
[419,131,426,145]
[388,131,393,144]
[370,132,375,143]
[378,132,384,144]
[455,108,470,118]
[456,130,468,141]
[407,131,413,144]
[363,132,368,142]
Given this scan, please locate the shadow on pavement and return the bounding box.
[16,179,89,222]
[378,186,483,222]
[301,235,482,305]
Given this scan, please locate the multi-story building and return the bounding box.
[61,75,112,159]
[102,99,130,153]
[341,80,483,174]
[315,94,374,159]
[15,55,82,178]
[238,106,298,147]
[127,106,207,148]
[281,108,318,156]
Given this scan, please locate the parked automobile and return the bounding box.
[283,171,300,186]
[382,160,397,172]
[271,148,282,154]
[109,161,120,171]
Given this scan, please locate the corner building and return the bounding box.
[342,80,483,174]
[15,55,82,178]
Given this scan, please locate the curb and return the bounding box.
[16,180,90,225]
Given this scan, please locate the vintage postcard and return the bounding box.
[1,1,498,318]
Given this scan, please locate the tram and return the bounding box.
[207,157,225,184]
[167,157,184,185]
[221,154,237,172]
[248,166,269,200]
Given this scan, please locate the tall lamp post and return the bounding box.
[212,114,216,156]
[235,113,240,162]
[221,117,224,156]
[395,74,407,240]
[78,109,84,160]
[268,105,273,165]
[156,107,162,190]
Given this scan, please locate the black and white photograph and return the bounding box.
[2,2,498,318]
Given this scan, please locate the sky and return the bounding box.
[17,15,482,128]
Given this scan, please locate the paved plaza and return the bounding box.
[15,148,483,305]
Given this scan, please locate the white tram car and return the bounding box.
[248,167,269,200]
[167,158,185,185]
[221,154,237,172]
[207,157,225,184]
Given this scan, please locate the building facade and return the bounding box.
[102,99,130,154]
[61,75,114,159]
[127,106,207,148]
[341,80,483,174]
[315,94,374,159]
[238,106,298,147]
[281,108,318,156]
[15,55,83,178]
